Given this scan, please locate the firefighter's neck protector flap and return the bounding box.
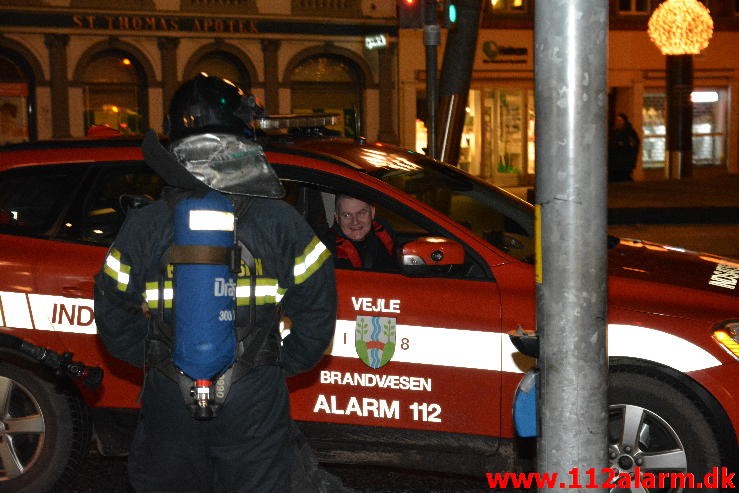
[142,130,285,198]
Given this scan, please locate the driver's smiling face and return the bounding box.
[336,196,375,242]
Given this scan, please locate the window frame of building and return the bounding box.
[80,50,147,135]
[615,0,708,15]
[181,0,257,14]
[617,0,652,14]
[487,0,527,14]
[291,0,362,18]
[289,55,364,137]
[0,53,34,144]
[184,51,252,91]
[641,88,727,170]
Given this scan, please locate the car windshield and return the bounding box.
[370,153,536,263]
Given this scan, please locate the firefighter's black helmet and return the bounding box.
[165,73,259,141]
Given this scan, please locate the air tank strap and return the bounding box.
[169,244,234,266]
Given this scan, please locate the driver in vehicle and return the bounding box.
[324,194,396,271]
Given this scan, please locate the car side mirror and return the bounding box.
[400,236,465,276]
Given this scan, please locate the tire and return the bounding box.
[0,358,91,493]
[608,371,723,493]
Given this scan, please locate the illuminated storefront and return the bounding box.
[398,1,739,185]
[460,87,535,186]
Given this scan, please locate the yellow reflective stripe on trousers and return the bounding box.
[103,248,131,292]
[294,237,330,285]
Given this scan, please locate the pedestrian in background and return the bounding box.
[608,112,640,182]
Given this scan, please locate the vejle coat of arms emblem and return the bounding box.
[355,316,396,368]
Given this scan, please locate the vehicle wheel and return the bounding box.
[608,370,723,493]
[0,359,90,493]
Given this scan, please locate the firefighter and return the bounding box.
[93,74,337,492]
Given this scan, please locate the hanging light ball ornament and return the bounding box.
[648,0,714,55]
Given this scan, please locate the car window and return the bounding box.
[0,164,89,237]
[375,160,535,263]
[281,179,487,279]
[59,163,163,245]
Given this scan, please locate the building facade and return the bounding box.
[0,0,399,143]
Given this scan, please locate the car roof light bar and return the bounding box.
[255,114,339,131]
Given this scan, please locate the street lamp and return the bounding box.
[647,0,713,179]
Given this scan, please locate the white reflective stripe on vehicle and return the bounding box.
[189,210,234,231]
[0,289,725,372]
[0,291,34,329]
[331,319,534,373]
[329,320,722,374]
[0,291,97,335]
[608,324,721,372]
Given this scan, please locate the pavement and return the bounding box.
[503,173,739,259]
[607,173,739,224]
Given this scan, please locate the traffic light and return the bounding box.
[398,0,423,29]
[441,0,457,28]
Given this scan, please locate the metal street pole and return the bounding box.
[534,1,609,491]
[436,0,482,165]
[424,0,440,159]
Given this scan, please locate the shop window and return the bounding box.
[185,52,251,90]
[642,90,726,169]
[455,88,533,187]
[182,0,256,13]
[642,94,667,168]
[692,91,726,166]
[81,52,144,135]
[617,0,652,14]
[618,0,706,12]
[290,56,361,137]
[488,0,526,12]
[72,0,154,7]
[292,0,361,17]
[0,56,30,145]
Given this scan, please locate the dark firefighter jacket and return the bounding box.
[93,188,337,378]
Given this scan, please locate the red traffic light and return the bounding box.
[398,0,423,28]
